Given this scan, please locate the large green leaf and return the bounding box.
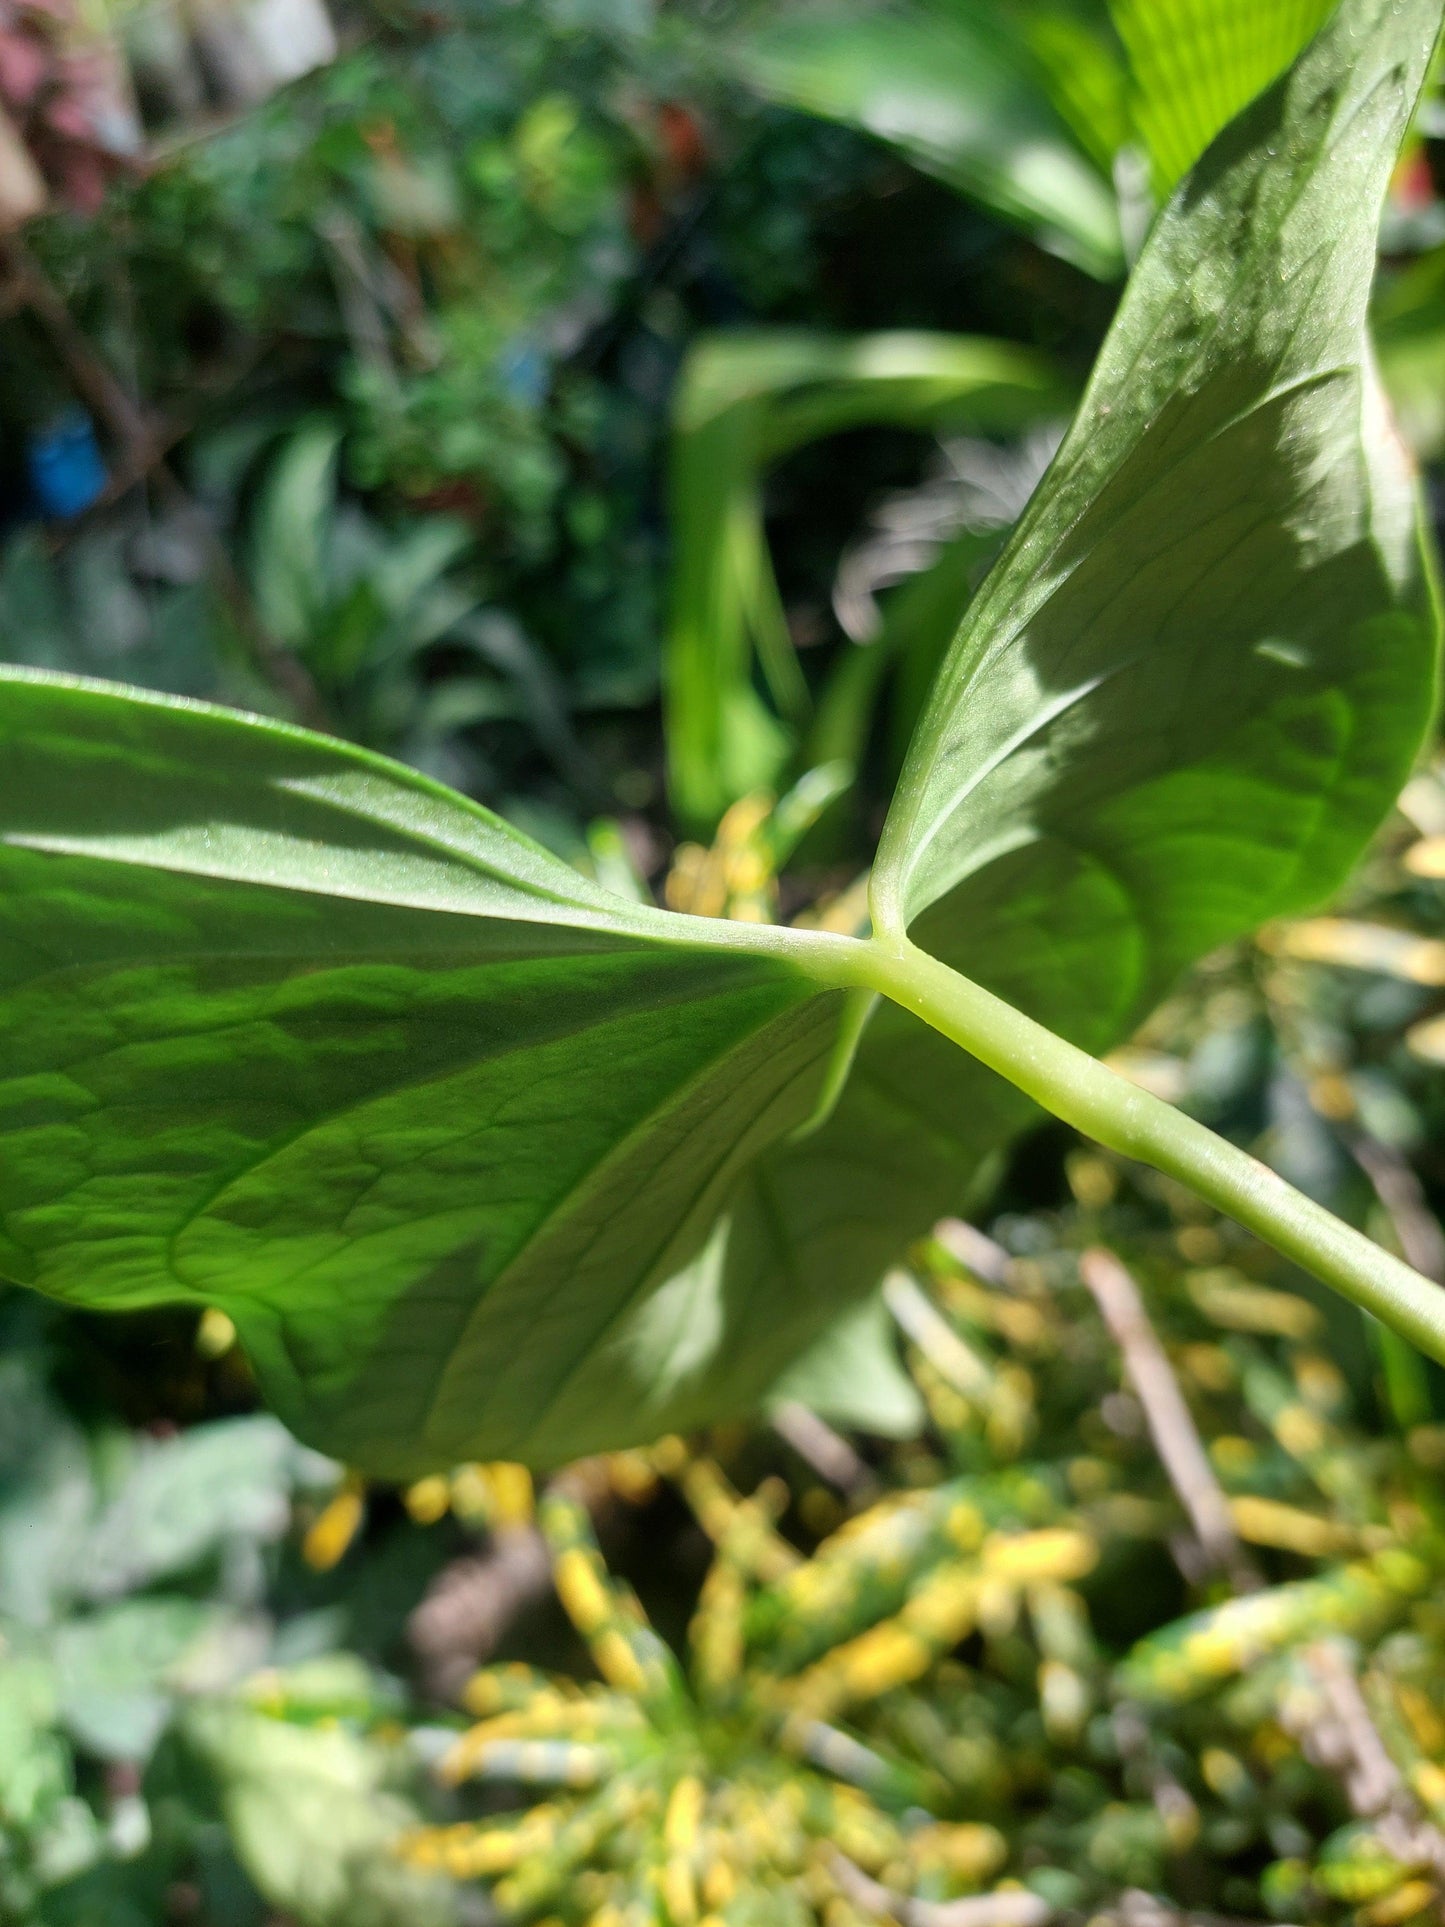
[874,0,1438,942]
[1107,0,1335,195]
[0,677,857,1474]
[182,1702,454,1927]
[666,330,1064,829]
[667,0,1442,1429]
[0,0,1435,1476]
[735,3,1124,278]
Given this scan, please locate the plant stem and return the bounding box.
[855,934,1445,1366]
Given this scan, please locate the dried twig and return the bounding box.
[407,1525,552,1702]
[827,1851,1052,1927]
[408,1461,618,1700]
[932,1218,1013,1288]
[1282,1641,1445,1879]
[884,1268,994,1399]
[1345,1132,1445,1285]
[771,1401,879,1502]
[1079,1248,1260,1593]
[1100,1891,1299,1927]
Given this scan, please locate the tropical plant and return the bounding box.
[395,1187,1445,1927]
[664,329,1066,829]
[0,1295,451,1925]
[0,0,1438,1487]
[734,0,1339,279]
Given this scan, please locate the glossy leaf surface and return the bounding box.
[742,0,1341,270]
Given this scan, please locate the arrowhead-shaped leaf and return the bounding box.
[651,0,1443,1429]
[0,0,1437,1474]
[876,0,1439,956]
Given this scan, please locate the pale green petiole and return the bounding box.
[781,925,1445,1367]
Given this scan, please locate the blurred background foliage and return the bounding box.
[12,0,1445,1922]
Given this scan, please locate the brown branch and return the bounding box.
[1100,1892,1300,1927]
[884,1268,994,1399]
[407,1460,618,1702]
[932,1218,1013,1287]
[1079,1248,1260,1593]
[1345,1132,1445,1285]
[1,236,330,731]
[1281,1641,1445,1879]
[827,1852,1052,1927]
[771,1402,879,1502]
[407,1526,551,1703]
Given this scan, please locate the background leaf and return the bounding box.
[735,3,1124,278]
[181,1703,454,1927]
[666,329,1065,829]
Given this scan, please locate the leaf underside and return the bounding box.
[0,0,1438,1474]
[0,681,854,1472]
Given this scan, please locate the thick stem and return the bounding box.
[854,934,1445,1367]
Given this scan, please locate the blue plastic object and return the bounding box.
[28,409,109,521]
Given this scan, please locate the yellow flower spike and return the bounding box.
[945,1502,987,1554]
[555,1548,613,1638]
[665,1775,706,1854]
[1398,1683,1445,1758]
[1185,1269,1323,1340]
[680,1460,799,1584]
[461,1662,570,1718]
[660,1855,698,1926]
[649,1435,691,1477]
[981,1527,1097,1586]
[195,1305,237,1359]
[663,841,719,917]
[688,1550,746,1703]
[1229,1495,1357,1559]
[449,1463,495,1523]
[404,1474,452,1526]
[701,1860,736,1909]
[1273,1402,1329,1460]
[1413,1763,1445,1822]
[608,1451,662,1505]
[1293,1351,1348,1413]
[1038,1657,1091,1743]
[1357,1880,1437,1927]
[911,1820,1008,1884]
[976,1577,1019,1641]
[489,1461,536,1528]
[593,1628,650,1698]
[393,1826,446,1871]
[301,1472,366,1572]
